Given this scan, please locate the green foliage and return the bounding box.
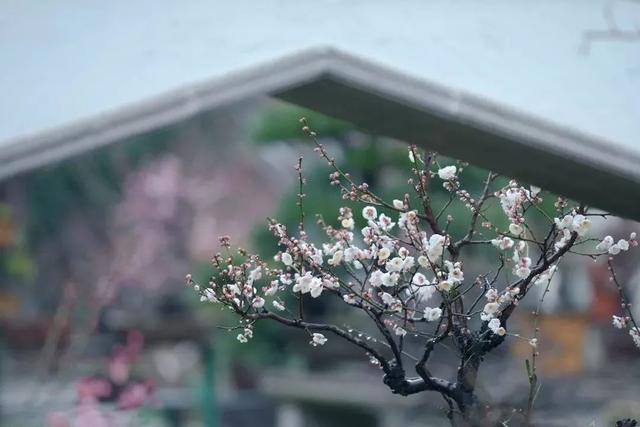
[252,104,352,144]
[3,250,35,281]
[0,204,36,283]
[249,102,516,255]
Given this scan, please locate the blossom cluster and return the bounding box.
[189,136,639,378]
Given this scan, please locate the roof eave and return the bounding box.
[1,46,638,219]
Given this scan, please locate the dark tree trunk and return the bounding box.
[451,395,493,427]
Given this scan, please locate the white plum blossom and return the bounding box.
[514,257,532,279]
[237,334,248,343]
[596,236,614,252]
[381,272,400,287]
[377,247,392,261]
[393,199,405,210]
[201,289,217,303]
[508,223,524,236]
[242,284,254,298]
[554,213,591,236]
[323,242,341,255]
[530,186,541,197]
[323,278,339,289]
[416,284,435,301]
[491,236,515,250]
[445,261,464,283]
[497,288,518,305]
[310,279,324,298]
[273,300,286,311]
[512,244,532,279]
[342,217,355,230]
[360,226,376,244]
[412,273,435,301]
[250,266,262,280]
[605,238,631,255]
[534,265,557,286]
[281,252,293,266]
[380,292,396,306]
[252,296,265,309]
[386,257,404,272]
[394,326,407,336]
[417,255,430,269]
[554,215,573,230]
[437,280,453,292]
[424,307,442,322]
[412,272,428,286]
[618,239,630,251]
[609,244,622,255]
[343,294,357,305]
[280,274,293,285]
[483,302,500,317]
[448,268,464,284]
[630,328,640,349]
[398,210,419,233]
[424,234,447,262]
[362,206,378,221]
[378,213,396,231]
[485,288,498,302]
[438,165,457,181]
[309,250,324,266]
[328,250,344,266]
[402,256,415,272]
[571,214,592,236]
[311,333,327,346]
[264,281,279,297]
[554,228,573,251]
[293,272,315,294]
[612,315,626,329]
[369,270,384,287]
[497,183,529,223]
[488,318,506,336]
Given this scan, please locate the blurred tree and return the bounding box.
[0,124,184,324]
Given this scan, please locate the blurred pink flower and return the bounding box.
[46,412,70,427]
[75,402,110,427]
[117,381,154,410]
[76,377,112,402]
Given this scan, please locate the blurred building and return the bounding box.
[1,2,639,426]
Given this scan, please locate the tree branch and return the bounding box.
[247,310,391,372]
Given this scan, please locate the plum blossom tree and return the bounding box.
[189,118,639,427]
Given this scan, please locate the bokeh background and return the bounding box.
[1,2,640,427]
[1,101,639,427]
